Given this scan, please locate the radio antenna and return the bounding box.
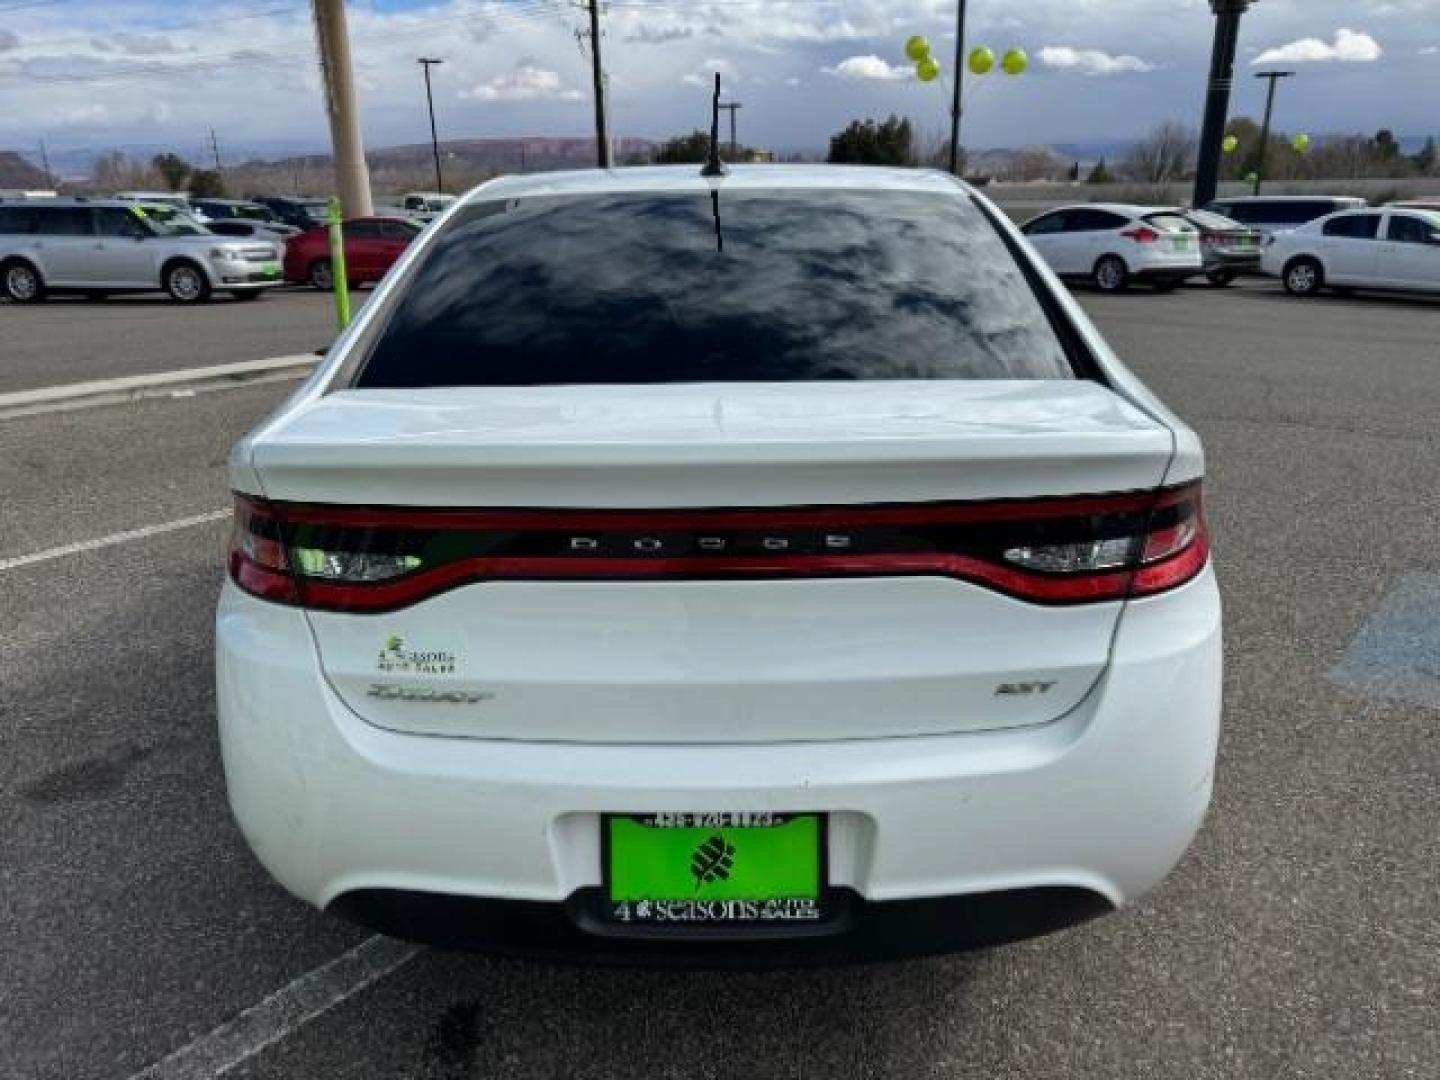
[701,72,727,178]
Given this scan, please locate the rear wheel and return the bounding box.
[1283,257,1323,298]
[164,261,211,304]
[2,259,45,303]
[308,259,334,291]
[1205,268,1236,287]
[1093,255,1129,293]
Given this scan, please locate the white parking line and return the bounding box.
[0,510,231,573]
[126,936,422,1080]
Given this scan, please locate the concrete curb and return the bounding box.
[0,354,318,420]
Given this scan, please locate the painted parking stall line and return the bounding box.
[126,937,422,1080]
[0,510,231,573]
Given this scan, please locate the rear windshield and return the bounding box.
[355,189,1076,388]
[1144,213,1198,233]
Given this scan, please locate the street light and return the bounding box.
[1252,70,1295,195]
[418,57,444,194]
[1193,0,1253,209]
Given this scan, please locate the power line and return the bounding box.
[11,3,307,54]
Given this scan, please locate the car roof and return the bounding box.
[1036,202,1154,216]
[0,196,138,208]
[1212,195,1365,204]
[464,164,969,205]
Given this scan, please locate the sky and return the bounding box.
[1,0,1438,164]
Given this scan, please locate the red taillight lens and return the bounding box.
[1123,227,1160,244]
[228,485,1210,613]
[228,497,298,604]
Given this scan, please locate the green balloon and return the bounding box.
[905,35,931,62]
[969,46,996,75]
[1002,47,1028,76]
[1292,133,1311,152]
[1222,135,1239,153]
[916,56,941,83]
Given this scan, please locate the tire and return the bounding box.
[164,261,211,304]
[1093,255,1129,293]
[2,259,45,303]
[1282,257,1324,298]
[1206,268,1236,287]
[230,289,264,302]
[308,259,334,291]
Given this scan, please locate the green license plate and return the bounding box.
[1174,237,1190,251]
[261,262,280,278]
[604,813,825,925]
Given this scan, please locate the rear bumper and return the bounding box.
[216,567,1222,963]
[330,885,1112,966]
[1204,252,1262,273]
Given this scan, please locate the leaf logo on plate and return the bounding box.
[690,835,736,891]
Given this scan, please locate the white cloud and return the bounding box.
[1038,46,1157,75]
[681,58,741,88]
[821,54,911,81]
[1421,45,1440,55]
[461,64,581,102]
[1253,28,1383,65]
[785,75,802,87]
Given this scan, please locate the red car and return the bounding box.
[283,216,421,290]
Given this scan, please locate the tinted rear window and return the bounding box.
[356,189,1076,388]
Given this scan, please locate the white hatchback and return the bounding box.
[218,166,1221,964]
[1261,207,1440,298]
[1021,204,1204,293]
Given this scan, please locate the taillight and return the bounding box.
[1123,227,1160,244]
[228,485,1210,614]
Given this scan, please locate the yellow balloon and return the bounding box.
[969,46,996,75]
[905,35,931,62]
[1292,133,1311,152]
[1002,47,1028,76]
[916,56,941,83]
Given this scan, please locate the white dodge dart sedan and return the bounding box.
[1261,206,1440,298]
[217,165,1221,965]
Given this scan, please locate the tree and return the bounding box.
[1411,136,1437,175]
[826,116,915,167]
[1121,122,1198,184]
[91,151,156,191]
[1374,129,1401,161]
[187,168,227,198]
[1002,146,1066,182]
[1086,157,1114,184]
[152,153,193,192]
[653,131,714,164]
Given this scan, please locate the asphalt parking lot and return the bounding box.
[3,280,1439,1079]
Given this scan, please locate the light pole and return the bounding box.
[1252,69,1294,195]
[947,0,967,176]
[418,57,445,193]
[1193,0,1253,209]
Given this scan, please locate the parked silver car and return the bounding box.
[0,197,282,303]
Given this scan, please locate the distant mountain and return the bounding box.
[0,151,53,189]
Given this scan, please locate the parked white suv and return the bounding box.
[0,198,281,303]
[1020,204,1203,292]
[218,166,1221,964]
[1261,207,1440,298]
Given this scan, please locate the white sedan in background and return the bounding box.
[1020,204,1203,293]
[1262,207,1440,298]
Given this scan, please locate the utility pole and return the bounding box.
[311,0,374,217]
[583,0,611,168]
[1193,0,1252,209]
[208,128,223,174]
[418,57,445,193]
[1252,69,1295,195]
[717,100,742,160]
[37,139,53,187]
[947,0,967,176]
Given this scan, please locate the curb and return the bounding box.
[0,354,318,420]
